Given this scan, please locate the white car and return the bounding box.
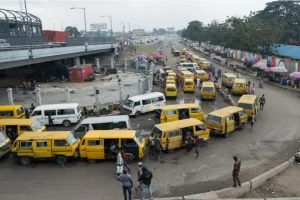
[0,39,10,47]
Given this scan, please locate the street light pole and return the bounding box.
[24,0,32,59]
[71,7,87,36]
[101,16,113,37]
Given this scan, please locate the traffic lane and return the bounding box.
[174,40,300,141]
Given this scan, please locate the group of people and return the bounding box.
[116,162,154,200]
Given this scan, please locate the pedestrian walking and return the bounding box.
[259,94,266,110]
[135,162,143,192]
[250,83,255,95]
[247,79,252,91]
[250,113,255,131]
[153,135,164,163]
[83,107,88,117]
[30,103,35,112]
[116,169,133,200]
[48,113,54,127]
[232,156,241,187]
[194,135,200,158]
[196,78,200,89]
[165,56,168,63]
[185,132,193,154]
[139,167,153,200]
[225,69,228,73]
[148,136,154,157]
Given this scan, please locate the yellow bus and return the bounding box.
[151,118,210,150]
[0,105,25,119]
[237,95,258,119]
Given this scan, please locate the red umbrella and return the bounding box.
[153,53,162,59]
[265,67,275,73]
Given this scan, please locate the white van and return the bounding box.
[179,63,198,71]
[73,115,131,137]
[30,103,81,127]
[123,92,166,117]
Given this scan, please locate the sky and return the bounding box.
[0,0,273,32]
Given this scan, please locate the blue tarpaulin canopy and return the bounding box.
[272,45,300,60]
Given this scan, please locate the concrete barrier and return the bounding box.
[213,57,222,63]
[250,161,291,190]
[215,181,251,198]
[184,191,218,199]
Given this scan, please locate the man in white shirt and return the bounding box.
[250,113,255,132]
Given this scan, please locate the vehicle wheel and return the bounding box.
[224,133,229,138]
[135,111,141,118]
[62,120,71,127]
[124,153,134,164]
[88,159,97,164]
[19,156,31,166]
[10,153,19,163]
[56,156,67,166]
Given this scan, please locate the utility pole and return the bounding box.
[24,0,33,59]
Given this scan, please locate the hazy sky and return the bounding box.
[0,0,273,32]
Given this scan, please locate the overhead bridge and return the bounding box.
[0,43,118,70]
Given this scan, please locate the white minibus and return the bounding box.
[30,103,81,127]
[73,115,131,138]
[123,92,166,117]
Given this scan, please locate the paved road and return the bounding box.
[0,37,299,200]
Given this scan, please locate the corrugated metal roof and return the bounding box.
[272,45,300,60]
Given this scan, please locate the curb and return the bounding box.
[134,156,295,200]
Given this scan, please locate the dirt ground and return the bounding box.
[241,161,300,198]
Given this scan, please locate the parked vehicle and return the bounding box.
[151,103,204,123]
[200,82,216,100]
[151,118,210,151]
[194,69,209,82]
[0,105,25,119]
[205,106,248,138]
[0,119,46,140]
[73,115,131,138]
[30,103,82,127]
[184,79,195,92]
[222,73,237,88]
[179,63,198,71]
[164,84,177,99]
[79,130,145,163]
[232,79,247,95]
[11,131,80,166]
[237,95,258,119]
[122,92,166,117]
[0,128,11,158]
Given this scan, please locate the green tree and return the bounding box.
[185,21,205,44]
[65,26,81,37]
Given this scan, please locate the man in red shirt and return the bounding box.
[232,156,241,187]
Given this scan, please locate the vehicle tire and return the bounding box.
[124,153,134,164]
[62,120,71,127]
[135,111,141,118]
[224,133,229,138]
[88,159,97,164]
[10,153,19,163]
[19,156,31,166]
[56,156,67,166]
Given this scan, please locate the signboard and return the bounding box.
[90,23,107,30]
[167,27,175,31]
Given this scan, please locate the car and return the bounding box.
[0,39,10,47]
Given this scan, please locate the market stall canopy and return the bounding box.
[271,67,288,73]
[137,55,147,60]
[259,65,268,70]
[253,61,267,68]
[265,67,275,72]
[155,69,165,74]
[248,57,259,63]
[153,53,163,59]
[289,72,300,79]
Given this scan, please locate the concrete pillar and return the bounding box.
[65,87,71,103]
[94,86,100,106]
[6,88,13,105]
[119,83,123,102]
[82,59,86,65]
[135,58,138,70]
[95,58,100,70]
[149,71,153,92]
[35,87,42,106]
[147,75,151,92]
[138,79,142,95]
[124,58,127,71]
[111,58,114,69]
[73,57,80,66]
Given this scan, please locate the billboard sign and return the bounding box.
[167,27,175,31]
[90,23,107,30]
